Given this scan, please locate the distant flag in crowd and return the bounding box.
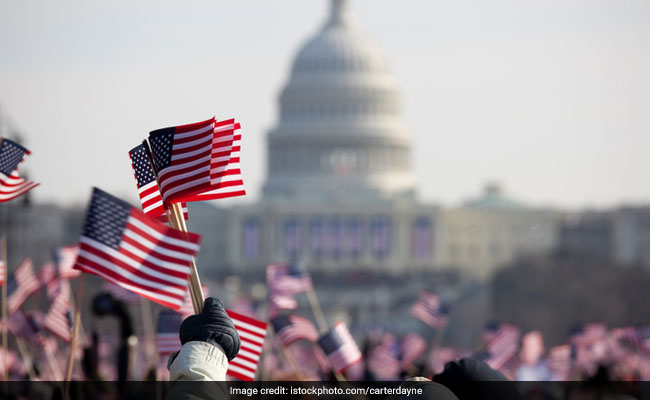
[8,311,39,342]
[147,117,245,204]
[611,326,643,351]
[400,333,428,369]
[128,144,188,223]
[317,322,362,373]
[226,310,268,382]
[38,262,56,288]
[55,245,81,279]
[156,309,183,355]
[7,258,40,313]
[0,138,39,202]
[410,291,449,329]
[46,278,70,301]
[266,263,312,317]
[571,322,608,346]
[266,263,312,295]
[547,344,573,380]
[480,323,521,370]
[271,314,319,347]
[73,188,201,310]
[101,281,141,304]
[43,289,73,342]
[367,334,401,380]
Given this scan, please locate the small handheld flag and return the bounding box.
[73,187,201,310]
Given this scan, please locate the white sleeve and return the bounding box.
[168,341,229,381]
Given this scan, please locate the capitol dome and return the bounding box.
[263,0,416,204]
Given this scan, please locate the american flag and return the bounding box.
[7,258,40,313]
[8,311,39,342]
[0,138,39,202]
[38,262,57,288]
[400,333,428,368]
[226,310,267,381]
[571,322,607,346]
[148,117,245,204]
[55,245,81,279]
[156,309,183,355]
[46,277,70,300]
[317,322,362,372]
[367,334,401,380]
[73,188,201,310]
[189,119,246,201]
[410,291,449,329]
[43,288,73,342]
[268,291,297,318]
[611,326,643,351]
[266,263,312,295]
[480,323,521,370]
[547,344,573,380]
[271,314,319,347]
[128,143,189,223]
[101,281,141,304]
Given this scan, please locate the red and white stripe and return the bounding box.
[8,258,40,313]
[74,209,201,310]
[157,333,181,355]
[155,118,216,203]
[0,170,39,202]
[43,290,72,342]
[57,245,81,279]
[410,291,448,329]
[274,315,319,346]
[401,333,428,368]
[226,310,268,381]
[548,344,572,380]
[323,322,362,373]
[101,281,141,304]
[190,120,246,201]
[484,324,520,370]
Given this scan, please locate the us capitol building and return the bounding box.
[191,0,560,280]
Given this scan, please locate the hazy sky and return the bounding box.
[1,0,649,210]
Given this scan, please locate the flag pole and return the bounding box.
[65,274,85,385]
[14,338,36,380]
[306,290,328,334]
[268,328,305,380]
[141,140,204,314]
[1,236,8,381]
[166,203,204,314]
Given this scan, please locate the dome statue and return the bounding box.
[263,0,416,204]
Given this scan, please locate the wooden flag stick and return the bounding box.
[65,274,85,383]
[141,140,204,314]
[1,236,8,381]
[306,289,328,334]
[165,203,204,314]
[14,338,36,380]
[304,288,348,382]
[45,348,63,381]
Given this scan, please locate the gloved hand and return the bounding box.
[179,297,241,361]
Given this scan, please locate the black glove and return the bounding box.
[179,297,241,361]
